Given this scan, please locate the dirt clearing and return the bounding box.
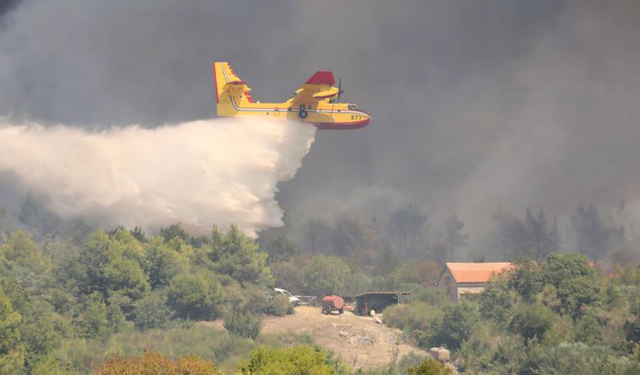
[207,306,424,369]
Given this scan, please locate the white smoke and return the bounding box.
[0,117,316,236]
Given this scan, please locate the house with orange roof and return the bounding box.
[437,262,513,302]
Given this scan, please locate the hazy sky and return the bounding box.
[1,0,639,235]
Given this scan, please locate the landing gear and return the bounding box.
[298,105,308,119]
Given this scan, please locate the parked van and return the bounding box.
[274,288,300,306]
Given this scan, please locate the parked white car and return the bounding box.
[274,288,300,306]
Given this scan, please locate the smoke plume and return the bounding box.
[0,117,316,235]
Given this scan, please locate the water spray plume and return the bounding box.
[0,117,316,236]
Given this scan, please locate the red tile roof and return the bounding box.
[445,262,513,284]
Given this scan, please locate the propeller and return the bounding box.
[337,77,345,102]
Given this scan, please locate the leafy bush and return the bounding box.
[412,288,449,309]
[406,357,451,375]
[95,351,220,375]
[519,342,636,375]
[238,345,349,375]
[265,295,294,317]
[224,312,262,340]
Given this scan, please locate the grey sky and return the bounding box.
[1,0,639,235]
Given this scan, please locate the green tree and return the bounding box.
[508,258,544,302]
[509,303,557,341]
[435,302,479,350]
[571,204,615,265]
[377,244,399,276]
[625,299,640,343]
[133,293,173,331]
[302,255,350,297]
[160,224,190,243]
[75,295,110,339]
[0,286,24,375]
[209,225,272,285]
[574,311,604,345]
[544,253,596,289]
[387,205,429,260]
[557,276,602,319]
[167,273,224,320]
[443,213,469,262]
[142,237,182,289]
[526,209,561,261]
[479,279,513,323]
[257,229,299,264]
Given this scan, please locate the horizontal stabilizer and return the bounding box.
[312,87,340,99]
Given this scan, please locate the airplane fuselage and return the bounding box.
[217,96,371,130]
[214,62,371,130]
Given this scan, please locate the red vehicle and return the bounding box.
[321,295,345,315]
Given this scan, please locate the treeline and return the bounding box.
[383,254,640,375]
[0,225,293,374]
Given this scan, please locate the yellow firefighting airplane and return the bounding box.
[213,62,371,129]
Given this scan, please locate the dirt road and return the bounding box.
[217,306,425,369]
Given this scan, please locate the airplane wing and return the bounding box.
[289,71,339,103]
[215,62,256,103]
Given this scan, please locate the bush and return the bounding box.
[238,345,349,375]
[412,288,449,309]
[133,294,173,331]
[95,352,220,375]
[224,312,262,340]
[406,358,452,375]
[519,342,634,375]
[265,295,294,317]
[384,302,443,344]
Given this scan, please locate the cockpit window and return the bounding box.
[348,104,359,110]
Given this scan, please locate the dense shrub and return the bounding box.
[224,312,262,340]
[238,345,349,375]
[519,342,636,375]
[406,358,452,375]
[265,295,294,317]
[94,352,220,375]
